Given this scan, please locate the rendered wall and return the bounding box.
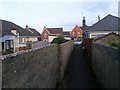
[58,41,74,82]
[1,40,73,88]
[2,44,59,88]
[92,43,119,88]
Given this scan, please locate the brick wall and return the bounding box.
[83,38,93,67]
[92,43,119,88]
[1,40,73,88]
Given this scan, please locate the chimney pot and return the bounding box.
[26,25,28,28]
[83,16,85,20]
[98,15,100,21]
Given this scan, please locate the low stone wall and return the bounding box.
[92,43,119,88]
[1,40,73,88]
[58,41,74,83]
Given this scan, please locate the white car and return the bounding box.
[74,41,82,46]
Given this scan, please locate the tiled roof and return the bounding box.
[87,14,120,32]
[0,19,40,37]
[46,28,63,35]
[63,31,70,36]
[28,28,41,36]
[94,32,120,42]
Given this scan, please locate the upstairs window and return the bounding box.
[72,32,75,36]
[78,32,80,36]
[44,33,47,38]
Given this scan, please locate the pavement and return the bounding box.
[60,45,101,88]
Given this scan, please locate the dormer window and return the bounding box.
[11,30,17,35]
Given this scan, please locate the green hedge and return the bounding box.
[109,42,120,49]
[51,36,69,44]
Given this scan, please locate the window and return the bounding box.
[19,38,22,44]
[22,38,24,43]
[5,40,11,50]
[2,42,4,50]
[10,40,13,48]
[78,32,80,36]
[19,38,25,44]
[24,38,28,43]
[72,32,75,36]
[44,33,47,38]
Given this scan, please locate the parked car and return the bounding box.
[74,40,82,46]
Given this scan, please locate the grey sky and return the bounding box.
[0,0,119,33]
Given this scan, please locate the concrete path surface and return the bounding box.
[60,45,101,88]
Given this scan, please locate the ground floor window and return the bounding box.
[5,40,13,50]
[2,42,4,50]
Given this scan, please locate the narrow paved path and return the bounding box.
[60,45,100,88]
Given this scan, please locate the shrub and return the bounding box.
[109,42,120,49]
[51,36,69,44]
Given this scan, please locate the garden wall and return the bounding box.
[92,43,119,88]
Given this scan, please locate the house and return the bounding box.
[70,25,83,40]
[63,31,71,40]
[41,26,63,42]
[0,19,41,53]
[25,25,41,41]
[0,35,15,55]
[94,32,120,46]
[86,14,120,38]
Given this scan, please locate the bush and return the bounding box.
[51,36,68,44]
[109,42,120,49]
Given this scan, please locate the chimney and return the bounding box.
[98,15,100,21]
[11,26,17,35]
[26,25,29,29]
[44,26,46,29]
[82,16,86,28]
[82,16,86,32]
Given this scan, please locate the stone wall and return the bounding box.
[1,40,73,88]
[92,43,119,88]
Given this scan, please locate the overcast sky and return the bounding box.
[0,0,119,33]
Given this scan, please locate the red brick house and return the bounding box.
[70,25,83,40]
[41,26,63,41]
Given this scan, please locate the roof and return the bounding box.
[79,26,91,31]
[94,32,120,42]
[93,32,120,46]
[46,28,63,35]
[0,19,40,37]
[63,31,70,36]
[0,35,15,42]
[87,14,120,32]
[71,25,83,33]
[27,28,41,36]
